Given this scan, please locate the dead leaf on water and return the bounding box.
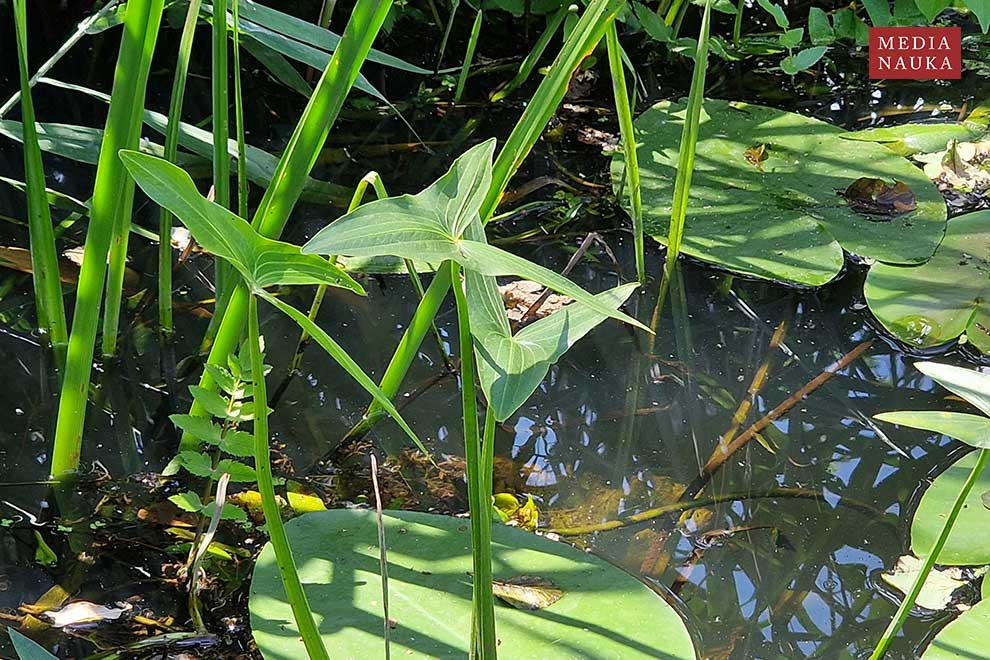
[493,576,564,610]
[41,600,132,628]
[880,555,970,612]
[743,143,770,170]
[840,177,917,216]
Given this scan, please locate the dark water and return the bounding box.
[0,3,988,658]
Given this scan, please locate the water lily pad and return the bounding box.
[922,598,990,659]
[249,509,695,659]
[864,211,990,352]
[612,99,946,286]
[912,452,990,565]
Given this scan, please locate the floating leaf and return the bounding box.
[840,177,917,216]
[912,452,990,565]
[249,510,695,658]
[612,99,945,286]
[875,411,990,449]
[881,555,969,611]
[922,598,990,658]
[865,212,990,353]
[492,576,564,610]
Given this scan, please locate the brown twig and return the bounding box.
[681,339,874,501]
[513,232,601,330]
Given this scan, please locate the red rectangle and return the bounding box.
[869,27,961,80]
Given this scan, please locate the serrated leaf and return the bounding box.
[216,460,257,483]
[189,385,231,418]
[220,430,255,457]
[204,364,238,396]
[202,501,249,522]
[778,27,803,49]
[632,1,672,42]
[169,490,206,513]
[756,0,788,28]
[807,7,834,44]
[175,451,215,477]
[119,150,363,294]
[170,414,223,445]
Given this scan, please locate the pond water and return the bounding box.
[0,4,987,658]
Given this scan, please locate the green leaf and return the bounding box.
[865,213,990,353]
[612,99,946,286]
[876,411,990,449]
[468,273,638,421]
[9,628,58,660]
[216,459,257,483]
[203,501,249,522]
[965,0,990,31]
[241,35,313,97]
[912,452,990,564]
[780,45,827,74]
[174,450,215,477]
[756,0,788,28]
[169,490,206,513]
[632,1,672,42]
[841,123,984,157]
[249,510,696,659]
[220,430,255,457]
[303,140,497,261]
[922,598,990,658]
[304,141,647,330]
[170,414,224,445]
[778,27,803,49]
[915,362,990,417]
[119,150,363,294]
[861,0,893,25]
[914,0,951,21]
[807,7,834,44]
[203,364,240,396]
[832,7,857,39]
[189,386,232,418]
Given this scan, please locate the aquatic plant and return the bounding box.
[872,362,990,658]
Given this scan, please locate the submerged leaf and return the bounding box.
[912,452,990,565]
[493,576,564,610]
[880,555,969,612]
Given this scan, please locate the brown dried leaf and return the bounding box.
[743,143,770,171]
[840,177,917,216]
[493,576,564,610]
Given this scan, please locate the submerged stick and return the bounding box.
[370,453,391,660]
[547,487,886,536]
[680,339,873,501]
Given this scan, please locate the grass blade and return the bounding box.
[490,6,569,103]
[52,0,165,477]
[869,448,990,659]
[454,9,483,104]
[606,22,644,283]
[183,0,394,447]
[212,0,233,308]
[247,292,329,660]
[664,0,712,284]
[13,0,68,367]
[232,0,249,220]
[159,0,204,336]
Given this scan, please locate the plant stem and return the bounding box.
[52,0,165,477]
[450,261,497,659]
[664,0,711,286]
[213,0,233,308]
[248,291,329,660]
[733,0,744,44]
[455,10,483,104]
[159,0,204,337]
[182,0,394,449]
[605,22,644,284]
[13,0,68,369]
[490,6,569,103]
[869,448,990,659]
[232,0,249,220]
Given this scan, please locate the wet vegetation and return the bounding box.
[1,0,990,657]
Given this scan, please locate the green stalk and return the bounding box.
[490,6,568,103]
[663,0,685,25]
[605,22,643,284]
[213,0,232,307]
[159,0,204,337]
[664,0,711,285]
[454,10,484,104]
[733,0,744,44]
[247,292,329,660]
[13,0,68,368]
[183,0,394,448]
[870,448,990,659]
[450,261,496,659]
[482,0,624,220]
[232,0,249,220]
[52,0,165,477]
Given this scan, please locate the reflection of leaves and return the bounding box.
[840,177,917,216]
[493,576,564,610]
